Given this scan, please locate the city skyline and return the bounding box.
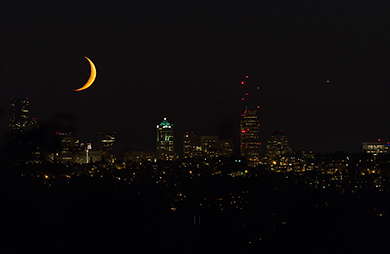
[2,96,390,158]
[2,1,390,154]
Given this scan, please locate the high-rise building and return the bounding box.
[9,98,30,138]
[267,130,292,157]
[97,132,116,163]
[156,117,177,160]
[98,132,116,153]
[56,132,74,164]
[240,109,260,166]
[183,132,198,159]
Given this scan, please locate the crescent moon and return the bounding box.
[73,56,97,91]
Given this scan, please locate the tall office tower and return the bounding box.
[183,132,197,159]
[9,98,30,139]
[240,109,260,166]
[267,130,292,157]
[156,117,177,160]
[56,132,75,164]
[98,132,116,153]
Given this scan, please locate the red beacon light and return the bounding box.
[246,76,248,78]
[241,81,244,85]
[378,139,381,142]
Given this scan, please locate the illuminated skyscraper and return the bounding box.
[156,117,177,160]
[9,98,30,138]
[98,132,116,154]
[240,109,260,166]
[56,132,74,164]
[97,132,116,163]
[267,130,292,156]
[183,132,197,158]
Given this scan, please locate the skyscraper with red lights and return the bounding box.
[240,109,260,166]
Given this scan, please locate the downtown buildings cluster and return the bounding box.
[6,97,389,169]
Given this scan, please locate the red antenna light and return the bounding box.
[246,76,248,78]
[241,81,244,85]
[378,139,381,142]
[242,98,244,100]
[257,87,259,89]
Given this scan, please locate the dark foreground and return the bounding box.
[2,167,390,253]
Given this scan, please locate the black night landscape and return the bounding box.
[2,0,390,252]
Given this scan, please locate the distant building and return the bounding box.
[9,98,30,139]
[200,136,233,158]
[55,132,75,164]
[98,132,116,162]
[98,132,116,153]
[267,130,292,157]
[73,150,103,164]
[183,132,197,158]
[218,139,234,157]
[156,117,177,160]
[240,109,260,166]
[124,150,155,162]
[362,141,389,155]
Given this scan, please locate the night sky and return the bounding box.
[1,0,390,155]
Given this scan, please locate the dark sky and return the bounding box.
[1,0,390,155]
